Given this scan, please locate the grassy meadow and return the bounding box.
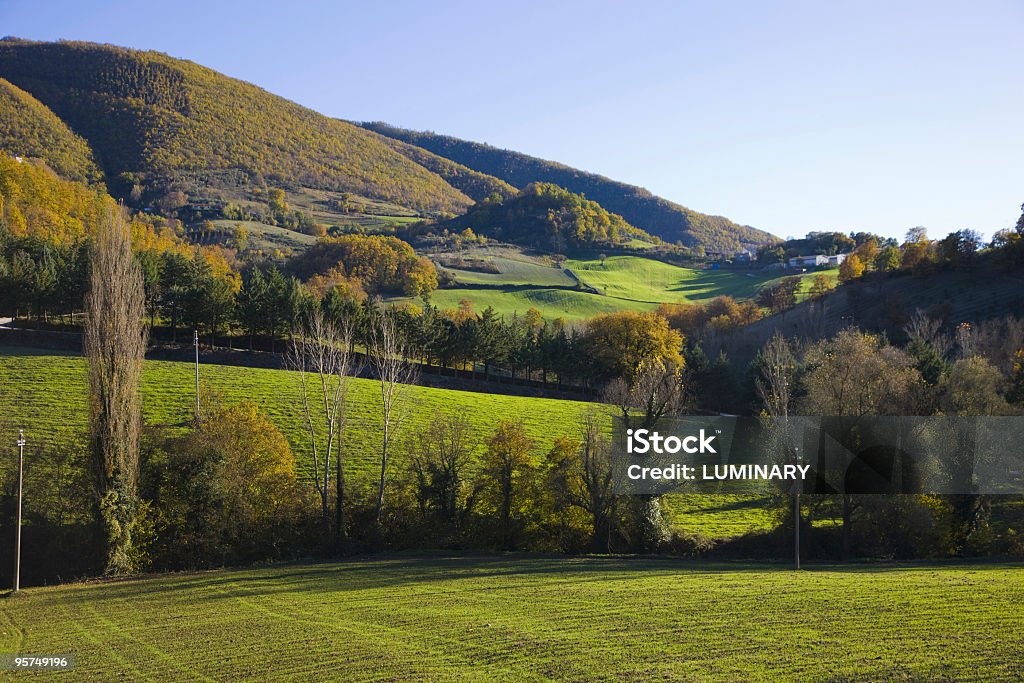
[0,348,591,497]
[0,348,775,538]
[1,555,1021,681]
[422,252,837,321]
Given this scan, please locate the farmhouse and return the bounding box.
[787,253,848,268]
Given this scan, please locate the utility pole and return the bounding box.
[794,491,801,570]
[13,429,25,593]
[794,446,801,571]
[194,329,200,421]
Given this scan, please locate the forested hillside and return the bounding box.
[360,121,777,252]
[368,131,517,203]
[449,182,646,250]
[0,155,179,250]
[0,39,472,214]
[0,78,102,183]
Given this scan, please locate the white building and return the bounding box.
[787,254,829,268]
[787,253,848,268]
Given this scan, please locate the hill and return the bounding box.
[0,39,471,215]
[448,182,647,250]
[717,263,1024,363]
[368,130,518,203]
[360,121,778,252]
[0,77,102,183]
[0,154,183,251]
[3,556,1021,681]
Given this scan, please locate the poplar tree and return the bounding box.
[84,206,148,574]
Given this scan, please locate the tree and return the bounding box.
[286,309,355,541]
[583,311,683,379]
[906,226,929,244]
[84,206,149,575]
[874,246,901,272]
[605,360,686,550]
[369,308,418,526]
[809,273,834,298]
[406,412,480,534]
[939,356,1013,554]
[544,411,618,553]
[853,239,879,267]
[755,333,802,559]
[145,401,303,567]
[481,419,536,549]
[838,254,865,283]
[801,330,924,557]
[758,277,801,313]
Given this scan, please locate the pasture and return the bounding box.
[0,348,771,538]
[422,252,837,321]
[1,555,1021,681]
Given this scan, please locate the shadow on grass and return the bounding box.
[58,553,1024,605]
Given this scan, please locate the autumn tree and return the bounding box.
[544,411,618,553]
[144,401,304,567]
[85,206,149,574]
[800,329,925,556]
[481,419,536,550]
[583,310,683,379]
[838,254,865,283]
[605,360,686,550]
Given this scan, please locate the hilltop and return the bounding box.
[0,39,471,215]
[360,121,778,252]
[0,38,779,255]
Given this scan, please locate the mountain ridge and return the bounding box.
[359,121,778,252]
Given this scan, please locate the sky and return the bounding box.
[2,0,1022,240]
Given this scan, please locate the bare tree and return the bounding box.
[755,332,803,567]
[603,360,686,550]
[287,309,355,541]
[368,308,418,526]
[904,309,953,358]
[84,206,148,575]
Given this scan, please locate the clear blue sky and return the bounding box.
[3,0,1022,240]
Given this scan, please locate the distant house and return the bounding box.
[734,249,753,263]
[787,254,829,268]
[787,253,848,269]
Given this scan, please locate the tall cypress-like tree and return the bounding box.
[84,206,148,574]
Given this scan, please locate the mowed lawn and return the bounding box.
[1,555,1021,681]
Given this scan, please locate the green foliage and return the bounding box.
[291,234,438,297]
[0,78,102,183]
[448,182,644,249]
[361,122,778,251]
[370,132,517,203]
[0,39,471,214]
[143,401,308,568]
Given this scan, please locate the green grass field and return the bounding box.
[420,252,838,322]
[2,555,1021,681]
[0,348,591,498]
[0,348,771,538]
